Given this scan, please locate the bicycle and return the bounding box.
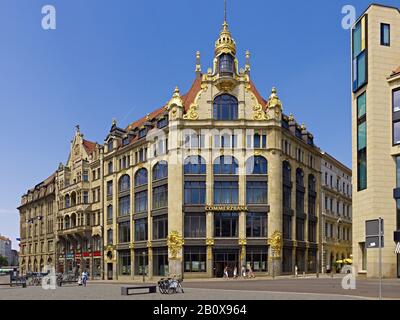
[158,275,184,294]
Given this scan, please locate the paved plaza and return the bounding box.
[0,277,399,300]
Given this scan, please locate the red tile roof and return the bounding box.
[83,140,96,154]
[248,80,268,107]
[182,78,203,112]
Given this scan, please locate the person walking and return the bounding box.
[241,265,247,278]
[233,266,238,279]
[82,270,88,287]
[248,265,255,278]
[223,266,229,279]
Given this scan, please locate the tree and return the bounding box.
[0,255,8,267]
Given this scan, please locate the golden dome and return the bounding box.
[215,21,236,56]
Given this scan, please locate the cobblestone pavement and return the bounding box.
[0,284,368,300]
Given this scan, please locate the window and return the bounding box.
[246,182,268,205]
[118,175,130,193]
[394,121,400,145]
[153,161,168,181]
[219,53,234,74]
[184,182,206,205]
[184,133,205,149]
[184,247,206,272]
[65,195,70,208]
[134,249,148,276]
[135,168,148,187]
[397,200,400,230]
[119,250,131,275]
[108,162,113,174]
[153,215,168,240]
[83,171,89,182]
[107,181,113,197]
[184,156,206,175]
[381,23,390,46]
[83,191,89,204]
[394,89,400,113]
[246,156,268,175]
[246,247,268,272]
[118,221,130,243]
[253,134,267,149]
[138,128,147,139]
[296,218,305,241]
[352,16,367,92]
[214,213,239,238]
[246,213,267,238]
[397,156,400,188]
[357,92,367,191]
[134,191,148,213]
[184,214,206,238]
[213,94,238,121]
[107,205,113,221]
[108,139,113,152]
[157,118,168,129]
[282,161,292,210]
[118,196,130,216]
[135,219,148,241]
[153,185,168,209]
[213,156,238,175]
[308,221,317,243]
[214,181,239,204]
[153,248,169,276]
[122,137,130,146]
[107,229,113,245]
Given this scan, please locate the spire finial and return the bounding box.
[224,0,227,23]
[112,118,117,126]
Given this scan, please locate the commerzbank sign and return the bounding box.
[205,205,248,212]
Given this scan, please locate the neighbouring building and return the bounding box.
[351,4,400,278]
[0,235,12,266]
[320,153,352,273]
[18,8,351,279]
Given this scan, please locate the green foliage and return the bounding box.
[0,255,8,266]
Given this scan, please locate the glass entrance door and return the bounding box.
[213,249,239,278]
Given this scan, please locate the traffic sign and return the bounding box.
[366,219,384,249]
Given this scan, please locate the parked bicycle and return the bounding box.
[158,275,184,294]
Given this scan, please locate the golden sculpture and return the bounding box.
[167,231,184,260]
[253,104,268,121]
[167,87,184,111]
[268,87,282,109]
[268,231,283,258]
[215,21,236,56]
[206,238,215,246]
[183,103,199,120]
[239,238,247,246]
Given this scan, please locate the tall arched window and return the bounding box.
[246,156,268,175]
[308,174,317,243]
[153,161,168,181]
[246,156,268,205]
[282,161,292,245]
[213,94,238,121]
[219,54,234,74]
[184,156,206,175]
[107,205,113,221]
[135,168,148,187]
[118,175,131,193]
[65,195,70,208]
[213,156,239,175]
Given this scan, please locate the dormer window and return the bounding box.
[219,54,234,75]
[157,118,168,129]
[138,128,147,139]
[122,137,130,146]
[108,139,114,152]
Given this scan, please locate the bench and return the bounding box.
[121,285,157,296]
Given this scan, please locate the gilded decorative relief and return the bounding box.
[183,103,199,120]
[268,231,283,258]
[167,231,184,260]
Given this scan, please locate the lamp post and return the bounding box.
[142,251,146,283]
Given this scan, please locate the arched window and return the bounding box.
[108,161,113,174]
[65,195,70,208]
[308,174,316,192]
[213,156,239,175]
[213,94,238,121]
[283,161,291,183]
[246,156,268,175]
[184,156,206,175]
[118,175,131,193]
[65,216,70,229]
[282,161,292,241]
[135,168,148,187]
[153,161,168,181]
[71,192,77,206]
[219,54,234,74]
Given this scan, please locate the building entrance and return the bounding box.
[213,249,239,278]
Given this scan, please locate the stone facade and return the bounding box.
[351,4,400,278]
[18,14,350,280]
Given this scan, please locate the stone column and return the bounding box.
[267,131,283,275]
[130,244,135,280]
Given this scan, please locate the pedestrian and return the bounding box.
[233,266,238,279]
[82,270,88,287]
[295,265,298,278]
[241,265,247,278]
[223,266,229,279]
[248,265,255,278]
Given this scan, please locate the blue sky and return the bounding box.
[1,0,398,248]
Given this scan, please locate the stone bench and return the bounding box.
[121,285,157,296]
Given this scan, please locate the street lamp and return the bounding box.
[142,251,146,283]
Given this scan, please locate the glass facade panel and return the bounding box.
[246,182,268,204]
[246,213,267,238]
[118,221,130,243]
[358,122,367,150]
[357,92,366,118]
[153,185,168,209]
[134,219,148,241]
[118,196,130,216]
[246,247,268,272]
[135,191,148,213]
[153,215,168,240]
[153,248,168,276]
[134,250,148,276]
[214,181,239,204]
[394,90,400,113]
[394,121,400,145]
[135,169,148,187]
[213,94,238,121]
[184,214,206,238]
[118,250,131,276]
[184,156,206,174]
[184,247,207,273]
[184,182,206,205]
[153,161,168,181]
[214,213,239,238]
[381,23,390,46]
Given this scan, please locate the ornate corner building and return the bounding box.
[18,14,351,280]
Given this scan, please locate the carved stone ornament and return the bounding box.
[183,103,199,120]
[167,231,184,260]
[268,231,283,258]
